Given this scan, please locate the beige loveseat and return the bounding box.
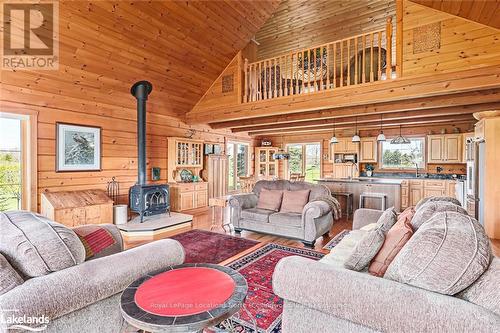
[228,180,334,246]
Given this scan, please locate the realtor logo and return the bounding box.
[1,1,59,70]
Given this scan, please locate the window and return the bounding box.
[381,138,425,169]
[227,142,250,191]
[0,117,22,211]
[286,143,321,182]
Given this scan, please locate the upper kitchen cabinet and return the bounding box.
[331,138,359,155]
[359,138,377,163]
[427,134,463,164]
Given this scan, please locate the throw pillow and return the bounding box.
[344,226,385,271]
[457,258,499,317]
[375,207,398,233]
[384,211,492,295]
[414,196,461,211]
[369,215,414,277]
[0,254,23,295]
[280,189,311,214]
[256,189,283,211]
[73,225,118,260]
[0,211,85,278]
[411,201,468,230]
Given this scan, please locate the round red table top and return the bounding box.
[134,267,236,316]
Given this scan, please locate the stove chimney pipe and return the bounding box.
[130,81,153,185]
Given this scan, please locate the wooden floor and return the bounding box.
[124,207,500,257]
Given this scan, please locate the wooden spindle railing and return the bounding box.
[243,16,395,103]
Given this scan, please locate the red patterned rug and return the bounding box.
[170,229,260,264]
[221,243,325,333]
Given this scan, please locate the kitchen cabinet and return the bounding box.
[255,147,279,179]
[170,182,208,212]
[400,180,409,209]
[332,163,358,179]
[409,180,424,206]
[331,138,359,155]
[404,179,458,209]
[462,132,475,163]
[360,138,377,162]
[167,137,204,183]
[427,134,463,164]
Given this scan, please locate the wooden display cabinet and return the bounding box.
[255,147,279,179]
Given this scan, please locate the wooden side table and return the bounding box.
[209,195,232,233]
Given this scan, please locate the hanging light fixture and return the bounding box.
[390,125,411,145]
[273,134,290,160]
[330,119,338,143]
[377,114,386,142]
[352,117,361,143]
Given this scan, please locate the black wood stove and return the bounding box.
[128,81,170,222]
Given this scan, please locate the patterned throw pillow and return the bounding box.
[74,225,117,260]
[256,188,283,211]
[280,189,311,214]
[375,207,398,233]
[344,227,385,271]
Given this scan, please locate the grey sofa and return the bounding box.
[228,180,333,246]
[0,211,185,333]
[273,208,500,332]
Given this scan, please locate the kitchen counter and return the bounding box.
[316,178,403,185]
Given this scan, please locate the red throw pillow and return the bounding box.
[399,206,416,223]
[280,189,311,214]
[369,214,414,277]
[256,189,283,211]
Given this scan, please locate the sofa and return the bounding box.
[0,211,185,333]
[273,201,500,332]
[228,180,334,246]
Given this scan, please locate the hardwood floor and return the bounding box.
[124,207,500,257]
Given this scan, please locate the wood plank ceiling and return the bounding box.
[410,0,500,29]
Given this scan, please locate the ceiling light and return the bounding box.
[377,114,386,142]
[330,119,338,143]
[390,125,411,145]
[352,117,361,143]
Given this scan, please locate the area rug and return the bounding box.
[323,229,350,250]
[221,243,325,333]
[170,229,260,264]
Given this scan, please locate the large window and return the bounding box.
[286,143,321,182]
[381,138,425,169]
[0,117,22,211]
[227,142,250,191]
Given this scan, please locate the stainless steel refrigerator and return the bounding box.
[466,138,485,225]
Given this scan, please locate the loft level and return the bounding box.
[243,17,395,103]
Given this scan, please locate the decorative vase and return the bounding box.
[366,170,373,177]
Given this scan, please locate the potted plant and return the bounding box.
[365,164,375,177]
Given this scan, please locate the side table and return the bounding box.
[121,263,248,333]
[209,195,232,233]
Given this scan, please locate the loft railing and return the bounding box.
[243,17,395,103]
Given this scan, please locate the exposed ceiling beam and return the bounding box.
[247,115,475,136]
[231,103,498,133]
[210,89,500,129]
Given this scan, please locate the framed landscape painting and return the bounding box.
[56,123,101,172]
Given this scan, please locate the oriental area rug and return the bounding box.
[220,243,325,333]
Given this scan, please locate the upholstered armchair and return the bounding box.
[229,180,335,246]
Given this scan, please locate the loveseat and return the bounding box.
[228,180,334,246]
[273,200,500,332]
[0,211,185,333]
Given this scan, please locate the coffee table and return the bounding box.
[121,263,248,333]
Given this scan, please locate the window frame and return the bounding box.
[285,142,322,181]
[378,136,426,170]
[226,140,251,192]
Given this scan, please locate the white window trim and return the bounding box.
[379,136,426,170]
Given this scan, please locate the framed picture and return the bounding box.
[56,123,101,172]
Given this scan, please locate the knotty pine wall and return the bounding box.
[1,1,261,210]
[255,122,474,179]
[255,0,396,60]
[402,0,500,76]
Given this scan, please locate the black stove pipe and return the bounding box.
[130,81,153,185]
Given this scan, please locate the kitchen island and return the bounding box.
[316,178,402,212]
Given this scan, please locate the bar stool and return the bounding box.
[332,192,353,218]
[359,192,387,211]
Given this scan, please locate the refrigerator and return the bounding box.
[466,139,485,225]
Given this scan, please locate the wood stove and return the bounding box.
[128,81,170,222]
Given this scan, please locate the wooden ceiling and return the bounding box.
[410,0,500,29]
[2,1,280,118]
[255,0,395,60]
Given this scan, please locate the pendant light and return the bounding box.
[273,134,290,160]
[390,125,411,145]
[377,114,386,142]
[352,117,361,143]
[330,119,338,144]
